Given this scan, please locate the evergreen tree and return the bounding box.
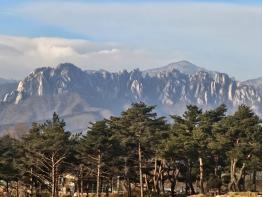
[78,119,119,197]
[193,104,227,193]
[21,112,72,197]
[212,105,261,191]
[0,103,260,196]
[112,102,167,197]
[169,105,202,195]
[0,135,23,194]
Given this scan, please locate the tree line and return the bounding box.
[0,102,261,197]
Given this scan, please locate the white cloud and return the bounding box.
[15,2,261,47]
[0,1,261,80]
[0,35,178,79]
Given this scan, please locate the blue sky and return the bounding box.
[0,0,261,80]
[0,0,261,4]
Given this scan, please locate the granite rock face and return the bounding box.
[0,61,261,131]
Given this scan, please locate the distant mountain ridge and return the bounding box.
[0,78,18,104]
[240,77,262,94]
[0,78,16,85]
[0,61,261,133]
[144,60,207,75]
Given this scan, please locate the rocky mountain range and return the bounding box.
[0,61,261,133]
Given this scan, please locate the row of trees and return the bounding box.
[0,103,261,196]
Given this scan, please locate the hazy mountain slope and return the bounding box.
[0,78,18,102]
[0,83,17,100]
[240,77,262,94]
[0,62,261,133]
[144,60,207,75]
[0,78,16,85]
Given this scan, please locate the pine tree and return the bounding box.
[0,135,23,195]
[212,105,261,191]
[111,102,167,197]
[193,104,227,194]
[169,105,202,195]
[21,112,72,197]
[78,119,119,197]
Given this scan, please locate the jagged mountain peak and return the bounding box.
[29,63,83,79]
[0,61,261,133]
[28,63,86,82]
[33,66,52,73]
[56,62,82,72]
[240,77,262,94]
[241,77,262,87]
[3,63,89,104]
[166,60,205,73]
[144,60,207,75]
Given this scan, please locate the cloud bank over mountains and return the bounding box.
[0,35,173,79]
[0,1,261,80]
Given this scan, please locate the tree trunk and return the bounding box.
[161,173,165,194]
[138,142,144,197]
[76,179,80,197]
[168,167,180,197]
[106,183,109,197]
[117,176,120,195]
[228,159,235,191]
[228,159,246,192]
[156,181,160,195]
[155,159,163,195]
[144,174,149,192]
[80,165,83,197]
[96,152,101,197]
[190,182,195,195]
[252,169,256,191]
[6,180,9,195]
[199,157,204,194]
[153,157,157,192]
[171,181,175,197]
[16,180,19,197]
[236,163,246,191]
[55,166,59,197]
[187,160,195,195]
[127,178,131,197]
[51,154,56,197]
[30,167,33,197]
[111,177,113,195]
